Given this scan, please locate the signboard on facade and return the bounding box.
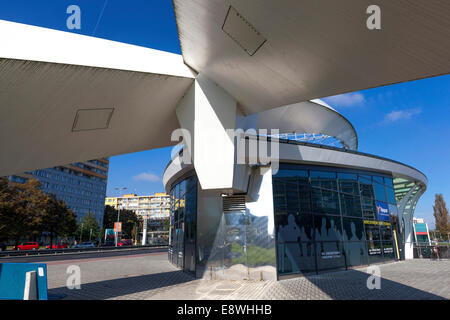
[114,222,122,233]
[414,223,428,235]
[105,229,115,237]
[364,220,390,226]
[376,201,390,222]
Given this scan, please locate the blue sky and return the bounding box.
[1,1,449,228]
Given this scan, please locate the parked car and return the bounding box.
[45,243,68,249]
[72,241,96,248]
[117,239,132,246]
[12,242,39,251]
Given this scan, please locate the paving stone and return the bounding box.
[46,255,450,300]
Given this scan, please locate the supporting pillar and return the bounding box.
[175,74,237,191]
[23,271,37,300]
[402,187,425,259]
[397,186,416,259]
[142,216,148,246]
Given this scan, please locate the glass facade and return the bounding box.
[168,174,197,275]
[273,163,400,277]
[9,159,108,226]
[167,163,404,280]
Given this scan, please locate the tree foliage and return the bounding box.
[76,212,101,242]
[39,193,77,246]
[0,178,46,245]
[433,193,449,240]
[161,217,170,232]
[0,178,17,241]
[103,205,140,240]
[0,177,78,245]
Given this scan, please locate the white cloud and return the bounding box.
[132,172,160,182]
[384,108,422,123]
[323,92,365,107]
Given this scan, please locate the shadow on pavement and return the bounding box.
[276,267,447,300]
[50,263,448,300]
[48,270,195,300]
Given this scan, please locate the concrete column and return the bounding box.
[142,216,148,246]
[176,74,237,191]
[403,188,425,259]
[23,271,37,300]
[396,185,417,260]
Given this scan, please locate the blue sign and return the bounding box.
[376,201,390,222]
[0,263,48,300]
[414,223,428,234]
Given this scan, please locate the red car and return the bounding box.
[117,239,132,246]
[12,242,39,251]
[45,243,68,249]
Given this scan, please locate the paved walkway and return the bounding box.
[46,253,450,300]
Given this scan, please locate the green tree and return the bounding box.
[103,205,118,229]
[0,177,16,241]
[39,193,77,247]
[161,217,170,232]
[0,178,47,247]
[433,194,449,240]
[0,178,78,247]
[76,212,100,243]
[103,205,139,239]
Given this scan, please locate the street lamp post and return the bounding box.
[115,207,121,247]
[114,187,127,247]
[142,215,148,246]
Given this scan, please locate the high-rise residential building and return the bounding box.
[105,193,170,232]
[8,158,109,226]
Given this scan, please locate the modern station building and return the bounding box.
[163,100,427,280]
[0,1,447,282]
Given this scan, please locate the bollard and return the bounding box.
[23,271,38,300]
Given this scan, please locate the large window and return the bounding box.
[273,164,399,276]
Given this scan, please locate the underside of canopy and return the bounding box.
[1,0,449,176]
[174,0,450,114]
[0,19,195,177]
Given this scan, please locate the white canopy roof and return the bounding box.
[174,0,450,114]
[1,0,449,176]
[0,19,195,177]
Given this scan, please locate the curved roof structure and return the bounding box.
[248,99,358,150]
[276,139,427,187]
[163,138,427,194]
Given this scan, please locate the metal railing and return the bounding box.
[0,244,168,258]
[413,243,450,259]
